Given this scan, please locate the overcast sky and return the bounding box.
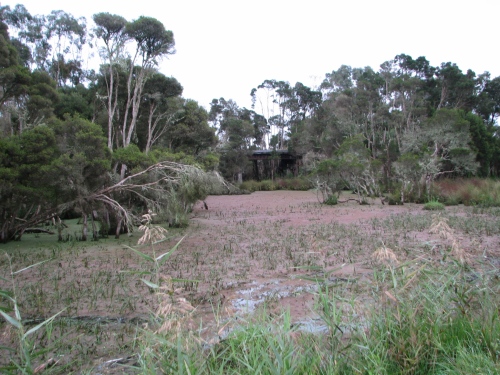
[3,0,499,110]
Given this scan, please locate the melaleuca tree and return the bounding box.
[399,108,479,196]
[392,153,424,203]
[314,135,383,204]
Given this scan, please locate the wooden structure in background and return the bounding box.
[248,150,302,180]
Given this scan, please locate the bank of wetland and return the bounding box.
[1,190,500,373]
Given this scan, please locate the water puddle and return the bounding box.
[231,279,318,314]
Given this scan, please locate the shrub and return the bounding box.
[289,177,313,190]
[240,180,261,192]
[324,195,337,205]
[240,178,312,192]
[444,196,460,206]
[423,200,445,210]
[273,177,312,191]
[259,180,276,191]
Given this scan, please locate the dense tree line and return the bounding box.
[0,4,219,242]
[216,59,499,201]
[1,4,499,241]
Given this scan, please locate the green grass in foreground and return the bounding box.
[131,261,500,375]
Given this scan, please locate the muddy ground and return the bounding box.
[1,190,500,372]
[188,191,499,328]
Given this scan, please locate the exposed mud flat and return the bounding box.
[3,190,500,372]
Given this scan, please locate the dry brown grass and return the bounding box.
[371,245,398,265]
[429,214,470,264]
[138,212,169,245]
[429,214,454,241]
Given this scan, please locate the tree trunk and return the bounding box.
[90,211,98,241]
[126,69,146,146]
[120,164,127,180]
[115,217,123,239]
[104,210,110,237]
[82,213,88,241]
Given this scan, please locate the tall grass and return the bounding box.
[0,256,66,374]
[351,262,500,374]
[131,258,500,374]
[434,178,500,207]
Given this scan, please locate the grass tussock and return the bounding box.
[372,245,399,265]
[423,200,445,210]
[434,178,500,207]
[429,214,471,264]
[360,264,500,374]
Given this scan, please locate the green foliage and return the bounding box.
[465,112,495,177]
[239,179,274,192]
[324,195,337,205]
[164,100,217,155]
[113,144,152,171]
[423,200,445,210]
[0,116,112,241]
[350,264,500,374]
[239,180,261,192]
[0,125,59,212]
[259,179,276,191]
[149,148,195,165]
[54,84,94,120]
[314,135,382,203]
[0,15,31,111]
[198,151,219,171]
[26,70,59,121]
[48,115,112,203]
[126,16,175,61]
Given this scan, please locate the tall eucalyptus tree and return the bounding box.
[93,12,128,150]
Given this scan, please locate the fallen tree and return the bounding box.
[1,161,230,242]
